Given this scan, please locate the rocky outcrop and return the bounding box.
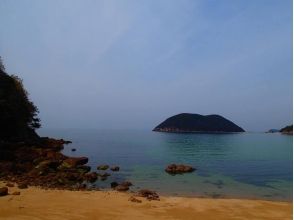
[153,113,245,133]
[280,125,293,135]
[165,164,196,175]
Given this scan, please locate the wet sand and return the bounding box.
[0,184,292,220]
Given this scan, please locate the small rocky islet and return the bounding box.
[153,113,245,133]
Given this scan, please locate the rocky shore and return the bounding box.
[0,137,162,202]
[0,137,116,191]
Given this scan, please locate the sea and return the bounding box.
[38,129,292,201]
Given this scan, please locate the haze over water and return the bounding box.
[39,129,293,201]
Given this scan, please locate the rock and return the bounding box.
[0,187,8,196]
[110,182,119,188]
[6,183,14,187]
[110,166,120,171]
[46,151,67,160]
[71,148,76,152]
[136,189,160,201]
[100,176,107,181]
[84,172,98,183]
[36,160,60,170]
[115,185,129,191]
[129,196,142,203]
[60,157,88,169]
[97,165,109,170]
[63,140,72,144]
[77,165,91,173]
[98,172,111,178]
[98,172,110,181]
[12,191,20,195]
[165,164,195,174]
[18,183,28,189]
[120,181,133,187]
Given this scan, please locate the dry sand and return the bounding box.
[0,183,292,220]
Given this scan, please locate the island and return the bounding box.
[153,113,245,133]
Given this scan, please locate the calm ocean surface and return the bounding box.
[38,129,292,201]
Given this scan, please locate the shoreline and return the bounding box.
[0,182,292,220]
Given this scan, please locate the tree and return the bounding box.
[0,56,5,72]
[0,59,41,141]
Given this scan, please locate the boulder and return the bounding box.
[120,181,133,187]
[36,160,60,170]
[165,164,195,174]
[110,166,120,171]
[84,172,98,183]
[136,189,160,201]
[12,191,20,195]
[115,185,129,191]
[6,183,14,187]
[110,182,119,188]
[18,183,28,189]
[0,187,8,196]
[97,165,109,170]
[60,157,88,169]
[77,165,91,173]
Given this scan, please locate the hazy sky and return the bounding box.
[0,0,292,131]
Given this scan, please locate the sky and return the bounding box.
[0,0,292,132]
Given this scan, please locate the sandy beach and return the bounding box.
[0,183,292,220]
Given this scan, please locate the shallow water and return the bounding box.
[38,129,292,201]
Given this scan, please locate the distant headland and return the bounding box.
[153,113,245,133]
[280,125,293,135]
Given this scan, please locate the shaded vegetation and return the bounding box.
[0,58,40,141]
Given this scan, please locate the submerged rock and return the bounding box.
[165,164,195,175]
[110,166,120,171]
[97,165,109,170]
[110,182,119,188]
[120,181,132,187]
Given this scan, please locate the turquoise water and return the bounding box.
[39,129,292,201]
